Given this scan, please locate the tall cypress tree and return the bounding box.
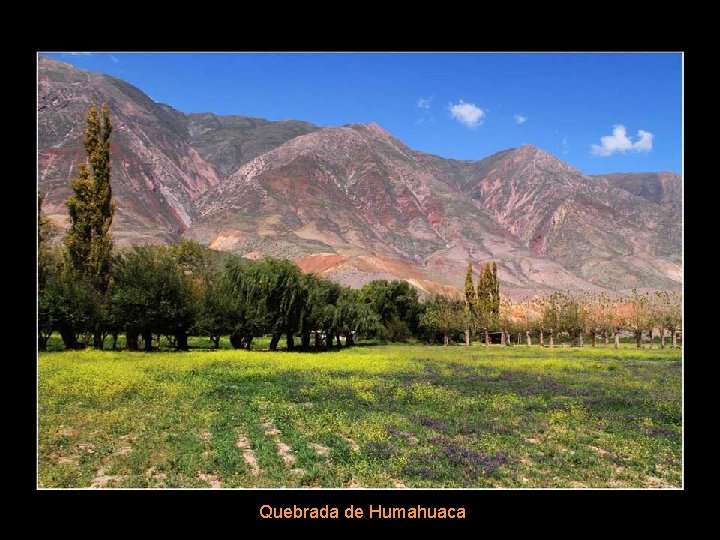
[476,261,501,342]
[463,263,476,346]
[476,263,489,313]
[464,263,476,305]
[64,104,114,348]
[490,261,499,315]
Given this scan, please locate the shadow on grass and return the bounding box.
[42,334,386,354]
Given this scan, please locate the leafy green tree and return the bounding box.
[420,295,464,345]
[64,104,115,349]
[45,264,100,349]
[477,262,500,315]
[169,239,226,348]
[170,239,220,274]
[463,263,476,345]
[39,247,64,350]
[112,246,195,351]
[194,262,233,349]
[464,263,476,304]
[255,258,306,350]
[38,193,56,287]
[223,258,306,350]
[298,275,340,350]
[38,194,58,350]
[333,288,381,347]
[222,258,264,350]
[359,279,421,341]
[476,262,500,344]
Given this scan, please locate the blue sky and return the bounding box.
[43,52,682,174]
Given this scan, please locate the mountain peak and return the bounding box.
[508,143,581,175]
[365,122,390,136]
[346,122,393,139]
[516,143,550,157]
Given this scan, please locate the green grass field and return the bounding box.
[38,344,682,488]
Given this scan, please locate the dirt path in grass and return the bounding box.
[261,417,305,475]
[236,433,260,476]
[195,429,222,487]
[88,439,134,488]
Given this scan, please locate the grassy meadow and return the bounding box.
[38,343,682,488]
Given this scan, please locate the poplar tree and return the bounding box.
[489,261,499,315]
[64,104,114,349]
[476,261,500,344]
[464,263,476,304]
[463,263,475,345]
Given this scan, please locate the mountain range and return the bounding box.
[38,56,682,298]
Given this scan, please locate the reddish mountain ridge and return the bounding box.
[38,57,682,297]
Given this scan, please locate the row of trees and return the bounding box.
[518,289,682,349]
[39,240,355,350]
[38,237,437,351]
[420,287,682,349]
[38,236,682,351]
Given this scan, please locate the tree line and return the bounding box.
[39,235,419,351]
[423,266,682,349]
[38,239,681,352]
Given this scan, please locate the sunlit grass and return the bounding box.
[38,344,681,488]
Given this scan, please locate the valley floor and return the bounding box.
[38,344,681,488]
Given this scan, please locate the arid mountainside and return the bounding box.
[449,147,682,290]
[38,56,315,245]
[40,56,214,244]
[597,172,682,211]
[38,56,682,296]
[187,124,618,296]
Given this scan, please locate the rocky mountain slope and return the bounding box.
[37,56,682,297]
[38,57,317,245]
[453,147,682,290]
[597,172,681,211]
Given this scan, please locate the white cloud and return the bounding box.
[66,52,93,56]
[110,55,119,64]
[591,125,654,156]
[561,137,568,154]
[416,96,432,110]
[449,100,485,128]
[633,129,653,151]
[514,114,527,125]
